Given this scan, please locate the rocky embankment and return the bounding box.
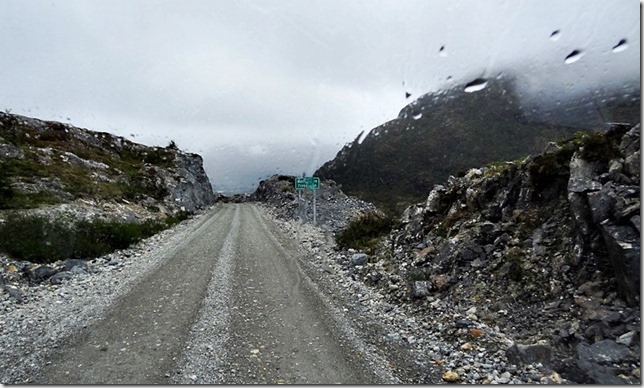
[0,112,214,222]
[252,174,378,232]
[257,124,640,384]
[343,124,641,383]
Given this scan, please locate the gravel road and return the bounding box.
[30,203,407,384]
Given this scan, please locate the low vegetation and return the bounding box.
[0,114,182,209]
[0,212,190,264]
[336,211,395,254]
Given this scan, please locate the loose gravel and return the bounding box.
[0,206,217,384]
[261,204,574,384]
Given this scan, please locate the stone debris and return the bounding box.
[262,124,641,384]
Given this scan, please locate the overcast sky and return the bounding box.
[0,0,639,193]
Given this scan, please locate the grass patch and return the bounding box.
[0,213,189,263]
[336,212,395,253]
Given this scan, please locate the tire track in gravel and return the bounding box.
[215,204,397,384]
[170,205,240,383]
[35,205,236,384]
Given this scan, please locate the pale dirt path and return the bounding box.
[36,206,236,384]
[35,204,394,384]
[217,204,386,384]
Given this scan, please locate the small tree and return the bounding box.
[167,140,179,150]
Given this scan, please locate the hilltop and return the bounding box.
[0,112,214,264]
[0,112,214,217]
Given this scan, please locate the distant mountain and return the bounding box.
[316,75,640,214]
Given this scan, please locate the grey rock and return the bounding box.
[3,284,25,303]
[619,124,640,156]
[624,150,640,179]
[568,154,602,193]
[410,281,430,299]
[470,258,487,269]
[568,192,594,236]
[600,224,640,306]
[586,184,616,224]
[577,339,631,364]
[31,265,58,282]
[0,143,23,159]
[64,259,89,272]
[425,185,446,213]
[70,266,88,275]
[616,331,637,347]
[455,319,474,328]
[576,340,633,384]
[506,341,552,368]
[49,271,74,285]
[350,253,369,266]
[165,153,215,212]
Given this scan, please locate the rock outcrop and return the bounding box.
[344,124,640,383]
[0,112,214,221]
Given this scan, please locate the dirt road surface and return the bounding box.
[36,204,413,384]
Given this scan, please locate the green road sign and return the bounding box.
[295,177,307,189]
[294,176,320,190]
[307,177,320,190]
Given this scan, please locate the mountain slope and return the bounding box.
[315,76,639,214]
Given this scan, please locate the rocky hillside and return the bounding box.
[0,112,214,221]
[315,76,640,214]
[342,123,640,383]
[252,174,379,233]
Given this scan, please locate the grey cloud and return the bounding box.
[0,0,639,193]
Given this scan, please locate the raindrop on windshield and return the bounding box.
[439,45,447,57]
[412,113,423,120]
[549,30,561,41]
[612,39,628,53]
[564,50,583,64]
[464,78,488,93]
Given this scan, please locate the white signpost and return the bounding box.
[295,176,320,225]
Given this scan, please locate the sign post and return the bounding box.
[294,176,320,225]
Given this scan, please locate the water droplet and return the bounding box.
[612,39,628,53]
[412,113,423,120]
[549,30,561,41]
[464,78,488,93]
[439,45,447,57]
[564,50,583,64]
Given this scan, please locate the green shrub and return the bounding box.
[165,210,191,227]
[336,212,395,253]
[143,148,174,167]
[0,213,74,262]
[0,214,180,263]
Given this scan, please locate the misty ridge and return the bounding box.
[208,54,639,196]
[315,68,640,214]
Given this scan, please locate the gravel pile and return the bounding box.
[252,174,379,233]
[0,208,214,384]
